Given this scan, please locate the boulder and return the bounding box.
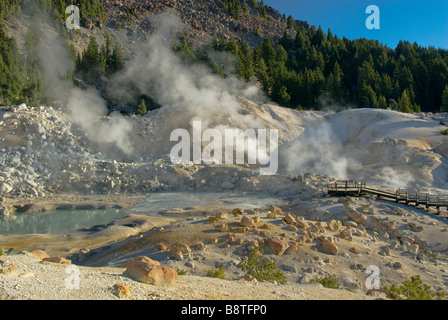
[169,242,191,255]
[288,224,299,232]
[286,241,299,253]
[191,242,206,251]
[240,216,255,227]
[283,213,297,224]
[326,219,340,231]
[124,256,178,286]
[42,256,71,264]
[156,243,167,252]
[320,237,338,255]
[78,248,93,262]
[215,212,228,220]
[171,250,183,261]
[267,211,278,219]
[113,283,133,299]
[346,209,367,224]
[0,183,13,194]
[31,249,50,260]
[267,238,289,255]
[296,216,308,228]
[338,228,353,241]
[217,223,230,232]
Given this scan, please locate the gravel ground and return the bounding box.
[0,252,371,300]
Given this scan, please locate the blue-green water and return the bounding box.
[0,208,126,235]
[0,192,289,235]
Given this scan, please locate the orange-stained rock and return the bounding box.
[267,238,289,255]
[113,283,133,299]
[320,237,338,255]
[124,256,178,286]
[43,257,71,264]
[31,249,50,260]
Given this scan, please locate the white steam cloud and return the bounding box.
[107,11,266,131]
[279,118,351,179]
[36,26,134,155]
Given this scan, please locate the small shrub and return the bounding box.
[176,269,187,276]
[312,275,340,289]
[206,267,226,279]
[238,248,286,284]
[441,128,448,135]
[383,275,446,300]
[0,247,3,257]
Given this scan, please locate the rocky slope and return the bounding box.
[0,100,447,201]
[1,100,448,300]
[6,0,309,59]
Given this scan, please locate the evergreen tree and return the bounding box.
[136,99,147,115]
[441,85,448,112]
[397,89,413,113]
[108,42,125,74]
[82,36,100,84]
[327,62,343,102]
[286,15,295,29]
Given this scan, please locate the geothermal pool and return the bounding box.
[0,192,290,235]
[0,208,126,235]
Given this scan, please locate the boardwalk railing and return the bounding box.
[327,180,448,214]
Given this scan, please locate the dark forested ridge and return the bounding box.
[0,0,447,114]
[177,24,448,113]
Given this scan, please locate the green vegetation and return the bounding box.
[383,275,446,300]
[218,0,243,20]
[0,22,47,106]
[238,248,286,284]
[442,85,448,112]
[0,0,108,106]
[75,34,125,85]
[136,99,148,116]
[441,128,448,136]
[0,247,3,257]
[176,269,188,276]
[176,22,448,113]
[206,266,226,279]
[49,0,106,28]
[0,0,21,21]
[312,275,340,289]
[0,0,447,116]
[218,0,269,20]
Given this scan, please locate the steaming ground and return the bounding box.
[1,99,447,200]
[1,100,448,299]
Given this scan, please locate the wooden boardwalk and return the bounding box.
[327,180,448,214]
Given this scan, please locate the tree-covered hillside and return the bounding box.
[0,0,447,114]
[196,26,448,113]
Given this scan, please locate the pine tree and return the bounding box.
[136,99,147,115]
[82,36,100,84]
[275,45,287,63]
[109,42,125,74]
[398,89,413,113]
[327,62,342,101]
[286,15,295,29]
[441,85,448,112]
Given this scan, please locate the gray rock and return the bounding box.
[0,205,10,217]
[343,277,360,290]
[0,183,13,194]
[280,264,298,273]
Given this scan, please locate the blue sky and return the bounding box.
[262,0,448,49]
